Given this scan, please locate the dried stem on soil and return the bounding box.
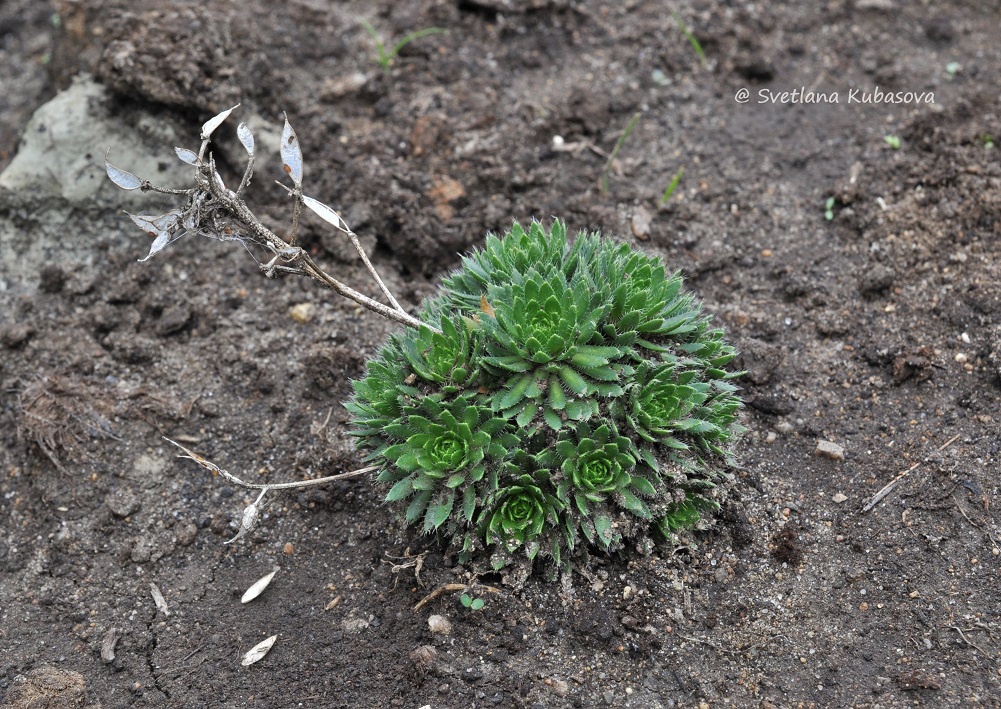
[861,434,961,512]
[164,437,378,542]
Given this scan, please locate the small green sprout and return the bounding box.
[660,166,684,205]
[601,112,642,194]
[824,196,836,221]
[945,61,961,77]
[979,133,995,150]
[460,593,485,611]
[360,20,447,72]
[884,135,901,150]
[673,12,706,67]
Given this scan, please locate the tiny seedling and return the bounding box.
[883,135,901,150]
[659,166,684,205]
[945,61,961,78]
[460,593,485,611]
[824,196,836,221]
[673,12,706,67]
[979,133,995,150]
[360,19,447,71]
[601,111,642,194]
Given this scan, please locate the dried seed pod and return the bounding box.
[138,230,172,262]
[241,635,277,666]
[105,154,143,190]
[301,195,346,232]
[225,501,261,544]
[241,567,279,604]
[280,116,303,188]
[125,210,182,236]
[201,104,240,141]
[237,122,255,156]
[174,147,199,165]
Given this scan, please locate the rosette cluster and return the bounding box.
[347,221,743,574]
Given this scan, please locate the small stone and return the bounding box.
[107,488,142,518]
[631,206,652,240]
[816,440,845,461]
[775,421,795,435]
[0,322,35,349]
[101,627,122,663]
[858,264,895,296]
[410,645,439,675]
[832,492,848,504]
[342,613,371,633]
[855,0,896,10]
[283,542,295,555]
[765,431,777,444]
[549,678,569,697]
[156,304,192,336]
[175,522,198,546]
[320,71,370,99]
[289,302,315,324]
[428,614,452,636]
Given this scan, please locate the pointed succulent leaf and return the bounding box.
[405,491,432,524]
[558,366,588,396]
[630,476,657,497]
[594,514,614,546]
[386,477,414,502]
[462,485,476,522]
[618,489,651,518]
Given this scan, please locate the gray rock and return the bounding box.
[816,439,845,461]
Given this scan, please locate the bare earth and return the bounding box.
[1,1,999,707]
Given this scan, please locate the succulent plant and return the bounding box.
[347,220,743,580]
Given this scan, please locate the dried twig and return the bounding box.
[164,437,377,542]
[107,106,436,333]
[862,434,961,513]
[414,582,501,612]
[383,548,429,588]
[949,625,991,658]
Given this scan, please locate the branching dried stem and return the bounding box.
[105,108,445,543]
[196,166,429,331]
[413,582,502,612]
[164,437,378,543]
[108,106,436,333]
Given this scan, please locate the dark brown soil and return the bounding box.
[2,1,1000,707]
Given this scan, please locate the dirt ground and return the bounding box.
[1,1,999,707]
